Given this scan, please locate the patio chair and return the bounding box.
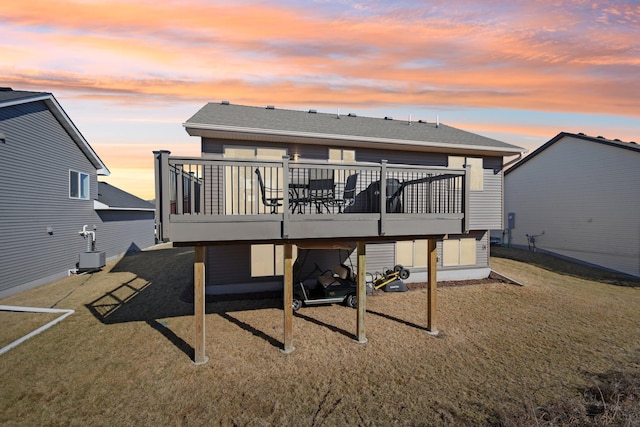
[333,173,358,213]
[255,168,283,213]
[308,169,335,213]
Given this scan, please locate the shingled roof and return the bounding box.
[96,182,154,211]
[0,88,50,103]
[505,132,640,175]
[184,102,525,156]
[0,88,110,175]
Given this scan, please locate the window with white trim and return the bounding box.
[329,148,355,163]
[442,238,477,266]
[251,244,298,277]
[69,170,90,200]
[448,156,483,191]
[396,240,429,268]
[223,146,287,214]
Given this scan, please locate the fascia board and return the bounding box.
[184,122,526,157]
[1,94,110,176]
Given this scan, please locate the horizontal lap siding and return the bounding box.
[0,102,157,297]
[0,101,99,294]
[505,137,640,277]
[468,169,503,230]
[95,211,156,256]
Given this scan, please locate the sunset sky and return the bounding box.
[2,0,639,199]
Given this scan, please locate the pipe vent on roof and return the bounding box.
[308,109,317,113]
[221,100,230,105]
[384,116,393,120]
[266,105,275,109]
[348,113,357,117]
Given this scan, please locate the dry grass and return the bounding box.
[1,245,639,426]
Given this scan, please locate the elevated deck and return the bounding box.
[154,152,470,244]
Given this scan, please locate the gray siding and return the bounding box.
[468,167,503,230]
[0,101,156,297]
[504,136,640,277]
[95,210,156,256]
[194,139,503,289]
[202,138,505,230]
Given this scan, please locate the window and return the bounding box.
[442,238,476,266]
[396,240,429,268]
[69,171,89,200]
[223,147,287,214]
[448,156,483,191]
[251,244,298,277]
[329,148,355,163]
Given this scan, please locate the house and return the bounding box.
[154,101,525,361]
[503,132,640,278]
[0,88,156,299]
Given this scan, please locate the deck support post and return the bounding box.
[355,241,367,343]
[426,239,438,335]
[282,243,295,353]
[193,245,208,365]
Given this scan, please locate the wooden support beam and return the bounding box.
[426,239,438,335]
[356,241,367,343]
[282,243,295,353]
[193,245,209,364]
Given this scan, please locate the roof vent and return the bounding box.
[266,105,275,110]
[308,109,317,114]
[221,100,230,105]
[348,113,357,117]
[384,116,393,120]
[597,135,605,139]
[630,141,637,145]
[578,132,585,135]
[614,138,621,142]
[418,119,425,124]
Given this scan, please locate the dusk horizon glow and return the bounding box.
[2,0,638,199]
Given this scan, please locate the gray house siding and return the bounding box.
[0,100,101,296]
[504,134,640,277]
[0,96,156,298]
[197,138,503,290]
[95,210,156,256]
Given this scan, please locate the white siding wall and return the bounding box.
[505,136,640,277]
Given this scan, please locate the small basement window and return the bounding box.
[69,170,90,200]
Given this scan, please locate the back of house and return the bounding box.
[155,101,525,294]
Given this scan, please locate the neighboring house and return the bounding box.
[0,88,155,298]
[503,132,640,278]
[95,181,156,256]
[155,102,525,293]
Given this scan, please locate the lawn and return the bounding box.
[1,245,639,426]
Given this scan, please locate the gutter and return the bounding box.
[184,122,527,157]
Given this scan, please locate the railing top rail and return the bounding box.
[166,155,467,174]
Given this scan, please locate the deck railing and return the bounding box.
[154,151,469,243]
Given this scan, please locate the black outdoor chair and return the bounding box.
[255,168,283,213]
[333,173,358,213]
[308,169,335,213]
